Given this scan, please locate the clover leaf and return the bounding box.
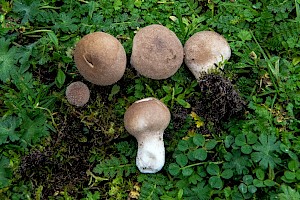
[223,150,251,175]
[234,133,258,154]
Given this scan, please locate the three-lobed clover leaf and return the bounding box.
[205,139,218,150]
[176,154,189,167]
[182,168,194,177]
[168,163,181,176]
[193,148,207,161]
[223,150,251,175]
[234,133,257,154]
[177,140,189,152]
[206,163,232,189]
[282,160,300,183]
[193,134,205,146]
[238,175,257,195]
[253,168,276,188]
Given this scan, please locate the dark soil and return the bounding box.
[34,64,58,84]
[19,62,137,199]
[19,114,103,199]
[171,104,190,131]
[192,73,245,124]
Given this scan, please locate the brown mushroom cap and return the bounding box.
[74,32,126,86]
[130,24,184,79]
[124,97,171,139]
[184,31,231,79]
[66,81,90,107]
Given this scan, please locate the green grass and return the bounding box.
[1,0,300,199]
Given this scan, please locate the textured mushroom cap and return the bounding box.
[66,81,90,107]
[130,24,184,79]
[184,31,231,79]
[74,32,126,85]
[124,97,171,138]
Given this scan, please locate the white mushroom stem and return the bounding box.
[124,97,171,174]
[136,131,165,173]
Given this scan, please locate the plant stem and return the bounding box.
[171,87,175,109]
[40,6,60,9]
[295,0,300,21]
[250,30,280,95]
[23,29,52,35]
[181,161,224,170]
[34,104,57,129]
[78,0,89,3]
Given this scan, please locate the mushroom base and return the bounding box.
[188,63,222,80]
[136,133,165,173]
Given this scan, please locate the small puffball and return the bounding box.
[130,24,184,79]
[66,81,90,107]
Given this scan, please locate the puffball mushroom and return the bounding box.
[130,24,184,79]
[66,81,90,107]
[184,31,231,79]
[74,32,126,86]
[124,97,171,173]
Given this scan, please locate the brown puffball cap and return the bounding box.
[130,24,184,79]
[66,81,90,107]
[124,97,171,138]
[184,31,231,78]
[74,32,126,85]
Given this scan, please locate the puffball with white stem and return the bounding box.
[124,97,171,173]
